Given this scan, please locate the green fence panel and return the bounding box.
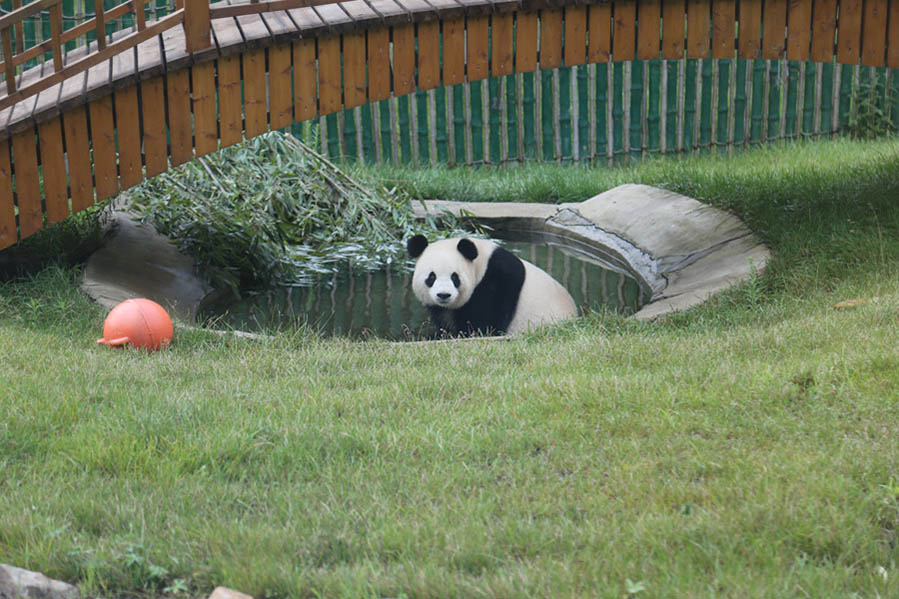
[664,60,678,151]
[767,60,782,140]
[683,59,698,150]
[360,104,376,164]
[699,59,713,149]
[505,74,519,161]
[398,95,412,163]
[576,65,589,158]
[594,63,608,158]
[435,87,449,163]
[612,62,625,156]
[716,59,730,150]
[802,62,816,135]
[451,84,466,164]
[732,59,747,145]
[559,67,572,160]
[819,62,835,134]
[749,59,766,142]
[891,71,899,129]
[488,76,502,163]
[838,64,853,131]
[540,70,554,160]
[325,114,340,159]
[416,90,430,165]
[522,72,537,160]
[629,60,644,158]
[647,59,661,153]
[343,109,357,161]
[379,100,393,164]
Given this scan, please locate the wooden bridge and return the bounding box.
[1,0,898,250]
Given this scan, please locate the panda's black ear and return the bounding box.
[407,235,429,258]
[457,238,478,261]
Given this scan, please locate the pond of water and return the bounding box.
[201,233,650,339]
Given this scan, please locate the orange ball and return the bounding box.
[97,298,173,352]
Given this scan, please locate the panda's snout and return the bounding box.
[436,292,452,302]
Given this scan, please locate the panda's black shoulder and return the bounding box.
[479,243,526,288]
[452,243,525,335]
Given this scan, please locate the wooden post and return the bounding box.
[1,28,15,93]
[94,0,107,50]
[184,0,212,52]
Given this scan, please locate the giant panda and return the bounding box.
[407,235,577,336]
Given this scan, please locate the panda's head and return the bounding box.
[407,235,480,309]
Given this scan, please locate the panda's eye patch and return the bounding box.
[425,272,436,287]
[451,273,461,288]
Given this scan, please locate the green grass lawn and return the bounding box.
[2,138,899,598]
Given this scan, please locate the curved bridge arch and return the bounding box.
[2,0,898,250]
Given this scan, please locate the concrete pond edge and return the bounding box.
[81,184,770,325]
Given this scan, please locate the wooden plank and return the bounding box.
[243,48,268,138]
[394,0,437,22]
[317,35,342,114]
[135,33,164,78]
[365,0,410,26]
[268,44,293,130]
[140,76,168,178]
[637,0,661,59]
[861,0,888,66]
[613,0,637,60]
[261,10,297,45]
[0,139,14,248]
[810,0,838,63]
[31,85,62,124]
[293,39,317,121]
[686,0,710,58]
[218,54,243,147]
[343,32,367,107]
[425,0,465,21]
[211,15,243,52]
[392,23,416,94]
[235,13,271,48]
[761,0,786,59]
[492,13,514,75]
[37,116,68,224]
[286,6,328,38]
[786,0,811,60]
[417,21,441,89]
[588,3,612,62]
[443,17,466,83]
[661,0,686,59]
[367,28,391,101]
[563,6,586,66]
[114,85,143,190]
[738,0,762,59]
[711,0,735,59]
[166,68,193,166]
[467,16,490,79]
[313,2,355,33]
[191,61,219,157]
[540,9,563,69]
[836,0,863,65]
[889,0,899,67]
[340,0,380,24]
[62,106,93,212]
[11,128,42,237]
[88,95,118,202]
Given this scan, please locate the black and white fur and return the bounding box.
[407,235,577,336]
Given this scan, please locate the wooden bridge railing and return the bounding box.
[2,0,899,251]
